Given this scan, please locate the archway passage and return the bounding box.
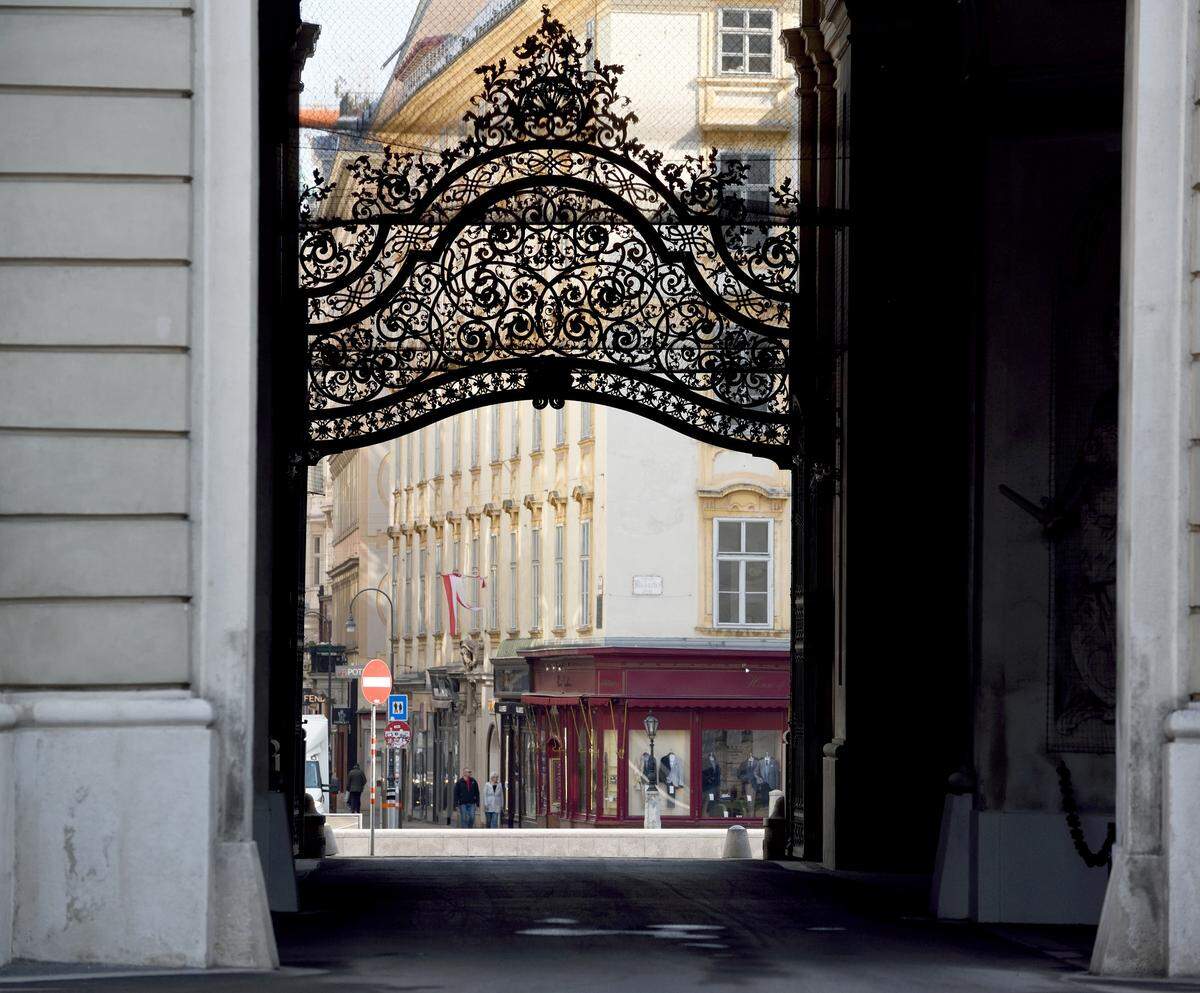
[300,10,841,466]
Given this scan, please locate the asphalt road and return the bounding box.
[2,858,1189,993]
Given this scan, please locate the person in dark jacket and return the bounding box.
[453,768,481,828]
[347,763,366,814]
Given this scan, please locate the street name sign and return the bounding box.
[361,659,391,706]
[387,693,409,722]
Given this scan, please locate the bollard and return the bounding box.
[722,824,753,859]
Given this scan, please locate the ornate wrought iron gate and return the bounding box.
[298,10,842,855]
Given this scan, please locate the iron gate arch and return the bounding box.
[297,9,843,858]
[300,9,838,467]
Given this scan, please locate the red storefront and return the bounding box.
[518,646,788,827]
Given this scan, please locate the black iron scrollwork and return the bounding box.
[301,8,832,462]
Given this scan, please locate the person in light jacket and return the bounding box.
[483,772,504,828]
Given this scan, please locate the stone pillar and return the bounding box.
[1092,0,1194,975]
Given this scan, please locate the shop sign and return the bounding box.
[332,707,352,725]
[632,575,663,596]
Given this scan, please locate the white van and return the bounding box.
[302,714,330,814]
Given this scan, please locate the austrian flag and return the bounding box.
[441,571,485,637]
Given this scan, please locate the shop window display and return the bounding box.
[628,728,690,816]
[700,729,781,818]
[601,729,618,815]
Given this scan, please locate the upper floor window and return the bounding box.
[714,518,772,627]
[488,532,499,631]
[580,402,594,440]
[531,527,542,630]
[532,408,543,452]
[433,424,442,476]
[510,405,520,458]
[718,9,774,75]
[434,539,444,634]
[508,529,518,631]
[418,544,428,636]
[452,417,462,472]
[418,429,427,480]
[471,410,480,468]
[555,407,566,447]
[403,547,413,637]
[579,519,591,627]
[554,523,566,629]
[490,406,502,462]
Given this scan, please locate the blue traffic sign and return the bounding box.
[387,694,408,722]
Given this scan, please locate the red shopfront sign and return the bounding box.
[623,666,788,700]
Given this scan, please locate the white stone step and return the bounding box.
[329,827,765,859]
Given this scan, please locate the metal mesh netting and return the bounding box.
[298,0,809,461]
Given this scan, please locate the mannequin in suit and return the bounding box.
[759,753,780,791]
[702,752,721,815]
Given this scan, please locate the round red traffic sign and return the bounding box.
[360,658,392,706]
[386,720,410,734]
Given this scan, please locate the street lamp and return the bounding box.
[643,711,661,829]
[344,586,398,673]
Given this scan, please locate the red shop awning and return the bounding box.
[521,694,582,707]
[617,697,784,710]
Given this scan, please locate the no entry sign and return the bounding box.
[361,658,391,706]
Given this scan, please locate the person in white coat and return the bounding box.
[483,772,504,828]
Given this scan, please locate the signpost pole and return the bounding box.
[369,703,377,856]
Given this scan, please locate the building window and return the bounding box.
[555,407,566,447]
[488,532,499,630]
[508,529,518,631]
[579,519,591,626]
[510,405,520,458]
[490,406,501,462]
[403,546,413,637]
[718,9,774,75]
[714,518,772,627]
[531,527,542,629]
[470,532,481,632]
[332,457,359,540]
[720,152,773,221]
[471,410,480,468]
[418,543,428,636]
[453,535,461,574]
[418,430,426,481]
[311,535,322,589]
[433,424,442,476]
[406,436,413,485]
[580,402,593,440]
[452,417,462,472]
[554,523,565,629]
[532,408,543,452]
[434,539,444,634]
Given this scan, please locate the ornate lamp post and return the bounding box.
[643,711,661,830]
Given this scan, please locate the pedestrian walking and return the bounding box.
[483,772,504,828]
[453,768,480,828]
[347,762,366,815]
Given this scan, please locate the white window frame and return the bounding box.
[508,529,518,631]
[434,539,444,634]
[580,402,593,440]
[554,523,565,629]
[532,408,543,452]
[452,417,462,472]
[418,429,426,481]
[712,517,774,629]
[531,527,542,630]
[488,531,499,631]
[490,406,502,462]
[717,8,775,76]
[555,406,566,447]
[471,410,480,468]
[579,519,591,627]
[510,405,520,458]
[418,543,428,636]
[433,423,442,476]
[403,546,413,637]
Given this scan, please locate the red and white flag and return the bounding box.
[441,571,485,638]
